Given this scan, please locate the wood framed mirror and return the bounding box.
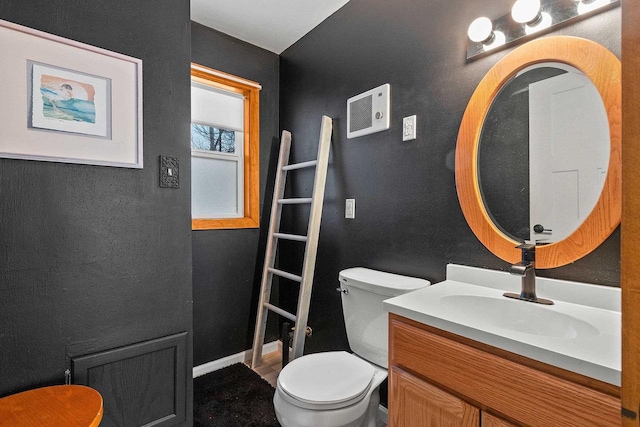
[456,36,621,268]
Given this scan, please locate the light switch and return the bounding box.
[345,199,356,219]
[160,156,179,188]
[403,115,417,141]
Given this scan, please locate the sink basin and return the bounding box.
[438,294,600,339]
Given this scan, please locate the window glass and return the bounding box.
[191,125,236,154]
[191,82,244,218]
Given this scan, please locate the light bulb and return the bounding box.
[524,12,552,34]
[467,17,494,43]
[511,0,542,24]
[577,0,610,15]
[483,31,506,51]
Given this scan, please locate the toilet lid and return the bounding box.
[277,351,375,407]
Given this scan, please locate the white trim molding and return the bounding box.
[193,341,278,378]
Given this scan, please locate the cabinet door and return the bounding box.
[482,412,518,427]
[390,366,480,427]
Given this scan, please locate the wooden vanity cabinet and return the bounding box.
[388,314,621,427]
[481,413,518,427]
[391,366,480,426]
[391,366,515,427]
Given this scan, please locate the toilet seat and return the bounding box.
[277,351,375,410]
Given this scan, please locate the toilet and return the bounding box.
[273,267,430,427]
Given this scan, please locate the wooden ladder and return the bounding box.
[251,115,333,368]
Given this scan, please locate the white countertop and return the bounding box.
[383,264,621,386]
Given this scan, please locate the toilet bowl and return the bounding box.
[273,268,430,427]
[274,352,387,427]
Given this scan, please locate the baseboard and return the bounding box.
[193,341,279,378]
[378,404,388,426]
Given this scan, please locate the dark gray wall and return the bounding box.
[279,0,621,354]
[191,23,281,366]
[0,1,193,421]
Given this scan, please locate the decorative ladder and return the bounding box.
[251,115,333,368]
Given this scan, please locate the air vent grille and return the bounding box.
[349,95,373,132]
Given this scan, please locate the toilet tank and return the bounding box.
[338,268,430,368]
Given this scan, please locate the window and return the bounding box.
[190,64,261,230]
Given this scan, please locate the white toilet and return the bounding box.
[273,267,430,427]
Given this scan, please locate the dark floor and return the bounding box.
[193,363,280,427]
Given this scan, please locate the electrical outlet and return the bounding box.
[345,199,356,219]
[403,115,417,141]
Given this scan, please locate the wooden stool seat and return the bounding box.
[0,385,103,426]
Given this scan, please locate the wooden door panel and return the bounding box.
[390,366,479,427]
[482,412,518,427]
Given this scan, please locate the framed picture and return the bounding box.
[0,19,143,168]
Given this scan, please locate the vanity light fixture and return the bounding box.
[511,0,542,25]
[466,0,619,60]
[511,0,553,35]
[467,17,494,44]
[467,17,506,51]
[484,31,507,51]
[577,0,612,15]
[523,11,552,35]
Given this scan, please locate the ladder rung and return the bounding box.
[273,232,308,242]
[282,160,318,171]
[264,303,297,322]
[268,267,302,282]
[278,198,313,205]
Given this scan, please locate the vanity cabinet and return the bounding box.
[391,367,515,427]
[391,367,480,426]
[481,413,517,427]
[389,314,621,427]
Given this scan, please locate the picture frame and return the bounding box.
[0,19,143,168]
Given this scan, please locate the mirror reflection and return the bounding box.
[477,62,610,245]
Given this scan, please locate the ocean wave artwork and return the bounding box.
[40,75,96,124]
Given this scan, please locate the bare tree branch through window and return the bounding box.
[191,124,236,153]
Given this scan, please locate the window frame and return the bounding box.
[190,63,261,230]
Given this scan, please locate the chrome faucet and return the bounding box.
[503,243,554,305]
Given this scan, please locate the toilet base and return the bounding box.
[274,385,381,427]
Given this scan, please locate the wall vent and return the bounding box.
[347,83,391,139]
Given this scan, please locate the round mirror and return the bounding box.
[456,36,620,268]
[477,62,610,245]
